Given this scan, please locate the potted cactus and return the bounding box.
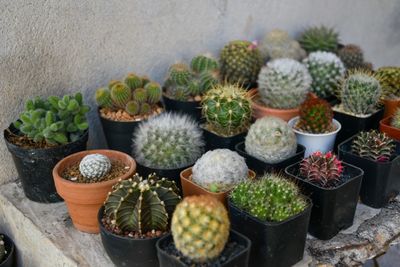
[338,130,400,208]
[376,67,400,117]
[285,151,363,240]
[95,73,163,154]
[180,149,255,206]
[337,44,373,71]
[156,195,251,267]
[53,150,136,233]
[201,83,252,150]
[235,116,305,174]
[228,173,311,267]
[99,173,181,267]
[3,93,89,203]
[380,108,400,140]
[132,112,205,188]
[298,25,340,54]
[0,234,15,267]
[288,97,341,156]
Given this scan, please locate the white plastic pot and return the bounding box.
[288,117,341,157]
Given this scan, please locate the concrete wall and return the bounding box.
[1,0,399,184]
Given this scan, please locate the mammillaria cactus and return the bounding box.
[298,25,339,53]
[104,173,181,234]
[260,29,306,61]
[245,116,297,163]
[352,130,395,162]
[376,67,400,99]
[132,112,205,169]
[296,97,334,134]
[338,44,365,70]
[0,235,6,263]
[300,151,344,188]
[79,154,112,179]
[171,195,230,263]
[191,149,248,193]
[257,58,312,109]
[230,173,307,222]
[303,51,345,98]
[391,108,400,129]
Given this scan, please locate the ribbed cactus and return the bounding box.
[132,112,205,169]
[351,130,395,162]
[391,109,400,129]
[79,154,112,179]
[298,25,339,53]
[376,67,400,99]
[338,44,365,70]
[110,82,132,108]
[192,149,248,193]
[171,195,230,263]
[296,97,334,134]
[190,54,219,73]
[230,173,308,222]
[125,73,143,90]
[108,80,120,90]
[125,100,140,115]
[257,58,312,109]
[104,173,181,233]
[95,88,113,108]
[145,82,162,104]
[0,235,6,264]
[260,29,306,61]
[168,63,192,86]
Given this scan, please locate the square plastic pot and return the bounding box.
[202,126,246,151]
[162,93,202,121]
[380,116,400,140]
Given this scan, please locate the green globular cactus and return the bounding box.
[125,100,140,115]
[125,73,143,90]
[338,44,365,70]
[230,173,308,222]
[298,25,339,53]
[79,153,111,179]
[0,235,6,263]
[145,82,162,104]
[260,29,306,61]
[108,80,120,90]
[296,97,334,134]
[104,173,181,234]
[391,108,400,129]
[351,130,395,162]
[303,51,345,98]
[95,87,113,108]
[202,84,251,136]
[192,149,248,193]
[245,116,297,164]
[171,195,230,263]
[132,112,205,169]
[257,58,312,109]
[376,67,400,99]
[140,103,151,114]
[110,82,132,108]
[199,70,219,92]
[132,88,147,104]
[169,63,192,86]
[220,40,263,87]
[190,54,219,73]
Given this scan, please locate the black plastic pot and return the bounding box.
[235,142,305,175]
[98,207,160,267]
[163,94,202,121]
[203,127,246,151]
[285,162,363,240]
[156,230,251,267]
[4,125,88,203]
[228,199,312,267]
[0,234,15,267]
[338,136,400,208]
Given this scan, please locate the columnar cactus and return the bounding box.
[351,130,395,162]
[376,67,400,99]
[230,173,308,222]
[260,29,306,61]
[298,25,339,53]
[245,116,297,163]
[79,154,112,179]
[191,149,248,193]
[296,97,334,134]
[338,44,365,70]
[104,173,181,233]
[171,195,230,263]
[132,112,205,169]
[257,58,312,109]
[391,108,400,129]
[0,235,6,264]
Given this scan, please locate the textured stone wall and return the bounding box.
[1,0,400,184]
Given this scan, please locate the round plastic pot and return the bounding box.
[53,150,136,233]
[202,127,246,151]
[162,93,202,121]
[156,230,251,267]
[235,142,305,175]
[228,199,312,267]
[380,116,400,140]
[288,117,341,157]
[0,234,15,267]
[3,125,88,203]
[338,136,400,208]
[285,162,363,240]
[98,206,160,267]
[383,98,400,118]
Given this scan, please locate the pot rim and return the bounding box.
[332,104,383,119]
[380,116,398,130]
[288,116,341,137]
[249,89,300,112]
[162,91,201,104]
[201,124,247,139]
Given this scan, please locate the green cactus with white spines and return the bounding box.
[79,153,111,179]
[391,109,400,129]
[376,67,400,99]
[125,73,143,90]
[257,58,312,109]
[169,63,192,86]
[95,87,113,108]
[338,44,365,70]
[298,25,339,53]
[110,82,132,108]
[260,29,306,61]
[352,130,395,162]
[190,54,219,73]
[0,235,6,263]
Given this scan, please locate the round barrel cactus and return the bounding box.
[260,29,306,61]
[79,153,112,179]
[296,97,334,134]
[190,54,219,73]
[351,130,395,162]
[376,67,400,99]
[338,44,365,70]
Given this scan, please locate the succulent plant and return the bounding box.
[192,149,248,193]
[296,97,334,134]
[298,25,339,53]
[79,153,112,179]
[391,108,400,129]
[376,67,400,99]
[145,82,163,104]
[0,235,6,264]
[230,173,307,222]
[190,54,219,73]
[245,116,297,164]
[110,82,132,108]
[13,93,90,145]
[257,58,312,109]
[104,173,181,234]
[260,29,306,61]
[303,51,345,98]
[300,151,344,188]
[171,195,230,263]
[125,73,143,90]
[95,88,113,108]
[202,84,251,136]
[125,100,140,115]
[351,130,395,162]
[220,40,263,87]
[132,112,205,169]
[338,44,365,70]
[168,63,193,86]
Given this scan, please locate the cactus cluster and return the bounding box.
[132,112,205,169]
[0,235,6,264]
[104,173,181,234]
[260,29,306,61]
[376,67,400,99]
[296,97,335,134]
[192,149,248,193]
[300,151,344,188]
[171,195,230,263]
[391,108,400,129]
[298,25,339,53]
[257,58,312,109]
[230,173,307,222]
[351,130,395,162]
[79,154,112,179]
[338,44,367,70]
[13,93,90,145]
[245,116,297,164]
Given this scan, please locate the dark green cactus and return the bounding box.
[352,130,395,162]
[190,54,219,73]
[298,25,339,53]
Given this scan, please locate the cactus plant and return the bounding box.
[257,58,312,109]
[132,112,205,169]
[95,88,113,108]
[110,82,132,108]
[298,25,339,53]
[104,173,181,233]
[79,153,112,179]
[376,67,400,99]
[124,73,143,90]
[351,130,395,162]
[296,97,334,134]
[190,54,219,73]
[338,44,365,70]
[125,100,140,115]
[168,63,193,86]
[145,82,162,104]
[391,108,400,129]
[230,173,308,222]
[260,29,306,61]
[171,195,230,263]
[0,235,6,264]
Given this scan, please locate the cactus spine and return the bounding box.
[298,25,339,53]
[338,44,365,70]
[296,97,334,134]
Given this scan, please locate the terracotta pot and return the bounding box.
[180,167,256,206]
[383,98,400,118]
[53,149,136,233]
[380,116,400,140]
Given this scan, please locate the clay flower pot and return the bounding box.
[53,149,136,233]
[383,98,400,118]
[380,116,400,140]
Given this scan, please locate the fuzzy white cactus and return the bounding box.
[79,153,112,179]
